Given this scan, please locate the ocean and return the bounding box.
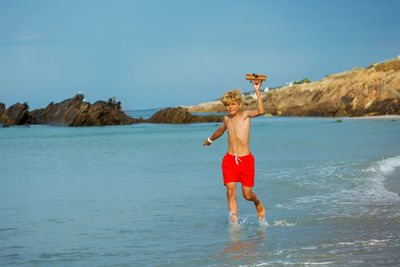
[1,111,400,266]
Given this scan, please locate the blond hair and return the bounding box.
[221,89,242,105]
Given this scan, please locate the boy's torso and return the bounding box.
[225,112,251,157]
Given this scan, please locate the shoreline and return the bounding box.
[346,115,400,120]
[259,114,400,119]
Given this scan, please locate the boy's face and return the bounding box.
[224,101,242,116]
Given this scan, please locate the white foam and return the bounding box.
[302,262,334,265]
[377,155,400,175]
[292,155,400,208]
[254,260,333,266]
[301,246,318,250]
[270,220,295,227]
[336,242,355,246]
[326,238,390,248]
[364,155,400,201]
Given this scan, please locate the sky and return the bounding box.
[1,0,399,110]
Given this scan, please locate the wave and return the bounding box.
[376,155,400,176]
[332,155,400,203]
[366,155,400,201]
[286,155,400,214]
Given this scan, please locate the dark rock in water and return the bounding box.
[1,96,223,126]
[0,103,5,117]
[69,98,142,126]
[334,119,343,123]
[0,102,32,126]
[147,107,223,124]
[0,104,6,127]
[31,94,141,126]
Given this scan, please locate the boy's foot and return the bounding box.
[229,211,238,225]
[255,199,266,220]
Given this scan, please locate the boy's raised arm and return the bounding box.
[244,81,264,118]
[203,117,227,146]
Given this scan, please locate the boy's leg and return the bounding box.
[242,186,266,219]
[226,182,238,224]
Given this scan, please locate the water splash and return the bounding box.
[228,212,250,231]
[229,221,242,232]
[259,217,269,226]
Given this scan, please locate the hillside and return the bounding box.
[187,57,400,116]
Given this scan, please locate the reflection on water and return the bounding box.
[215,228,266,265]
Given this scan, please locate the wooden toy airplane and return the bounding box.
[245,73,267,83]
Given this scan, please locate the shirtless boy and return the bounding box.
[203,81,266,224]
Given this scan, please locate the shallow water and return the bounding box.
[1,116,400,266]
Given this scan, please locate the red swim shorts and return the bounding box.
[222,153,255,187]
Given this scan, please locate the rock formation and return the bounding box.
[0,103,32,126]
[187,100,226,113]
[146,107,223,124]
[0,95,225,127]
[0,103,5,114]
[0,103,5,118]
[188,57,400,117]
[30,94,141,126]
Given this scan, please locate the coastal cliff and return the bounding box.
[187,57,400,116]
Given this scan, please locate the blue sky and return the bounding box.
[1,0,399,110]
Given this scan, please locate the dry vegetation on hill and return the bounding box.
[188,57,400,117]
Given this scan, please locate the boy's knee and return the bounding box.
[227,188,236,198]
[242,192,253,201]
[243,194,252,201]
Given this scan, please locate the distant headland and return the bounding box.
[186,56,400,117]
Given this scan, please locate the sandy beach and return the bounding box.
[347,115,400,120]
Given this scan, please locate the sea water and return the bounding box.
[1,114,400,266]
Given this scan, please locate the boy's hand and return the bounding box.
[203,139,212,146]
[253,81,262,91]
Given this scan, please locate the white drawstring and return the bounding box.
[234,153,242,165]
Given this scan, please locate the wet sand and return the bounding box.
[348,115,400,120]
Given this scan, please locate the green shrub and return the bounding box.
[293,78,311,85]
[351,67,363,71]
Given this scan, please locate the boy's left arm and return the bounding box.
[244,81,264,118]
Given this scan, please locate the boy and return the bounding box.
[203,81,266,225]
